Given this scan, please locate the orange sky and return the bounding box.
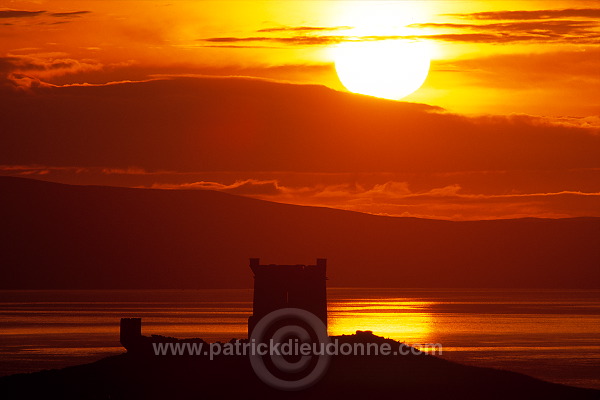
[2,1,599,115]
[0,1,599,220]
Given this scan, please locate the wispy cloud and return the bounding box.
[201,23,599,47]
[0,10,45,18]
[0,54,102,88]
[0,165,89,175]
[433,49,600,92]
[153,179,282,196]
[49,11,91,18]
[408,20,599,44]
[257,26,352,33]
[0,9,91,21]
[201,35,347,46]
[148,178,600,220]
[199,7,600,48]
[2,165,599,220]
[448,8,600,21]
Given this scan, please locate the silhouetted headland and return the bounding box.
[1,329,597,400]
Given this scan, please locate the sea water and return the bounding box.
[0,288,598,389]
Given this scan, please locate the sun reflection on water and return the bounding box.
[328,299,437,343]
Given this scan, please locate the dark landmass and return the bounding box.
[2,77,598,175]
[1,176,599,289]
[0,331,597,400]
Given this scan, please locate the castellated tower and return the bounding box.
[247,258,327,337]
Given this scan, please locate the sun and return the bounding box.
[333,40,431,101]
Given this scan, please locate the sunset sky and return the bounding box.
[1,0,599,220]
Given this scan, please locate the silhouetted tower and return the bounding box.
[248,258,327,336]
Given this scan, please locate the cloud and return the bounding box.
[0,9,90,19]
[152,179,283,196]
[201,44,283,49]
[1,55,85,72]
[448,8,600,20]
[0,76,597,177]
[408,33,538,44]
[284,182,600,220]
[0,10,45,18]
[0,54,102,88]
[407,20,599,44]
[413,20,598,35]
[145,178,600,220]
[257,26,352,33]
[0,165,89,175]
[201,35,347,46]
[433,49,600,91]
[201,25,599,47]
[49,11,91,18]
[9,58,340,91]
[0,9,90,26]
[200,9,600,47]
[2,165,599,220]
[101,167,153,175]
